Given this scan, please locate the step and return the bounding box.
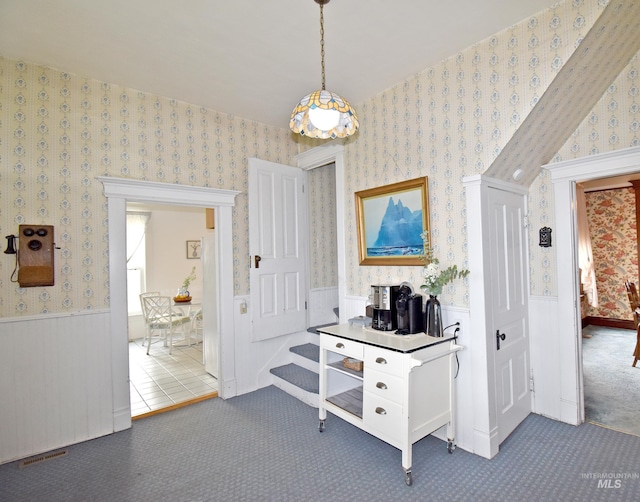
[290,342,319,372]
[290,342,319,363]
[270,363,319,408]
[270,363,319,393]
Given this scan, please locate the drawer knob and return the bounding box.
[375,357,387,364]
[375,407,387,415]
[336,343,345,349]
[376,382,388,390]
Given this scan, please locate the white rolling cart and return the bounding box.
[317,324,463,486]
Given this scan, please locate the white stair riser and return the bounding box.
[271,376,320,408]
[270,331,323,407]
[290,351,319,373]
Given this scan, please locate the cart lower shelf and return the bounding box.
[325,387,363,419]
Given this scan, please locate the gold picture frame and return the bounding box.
[355,177,429,266]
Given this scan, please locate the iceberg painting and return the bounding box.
[355,177,429,266]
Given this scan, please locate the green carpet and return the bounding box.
[582,325,640,436]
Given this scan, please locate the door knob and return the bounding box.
[254,255,261,268]
[496,329,506,350]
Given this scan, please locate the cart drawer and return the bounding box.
[321,334,364,360]
[363,393,402,444]
[364,345,404,376]
[363,367,403,405]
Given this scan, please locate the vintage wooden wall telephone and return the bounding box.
[4,224,56,287]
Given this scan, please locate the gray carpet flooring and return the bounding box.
[1,385,640,501]
[583,325,640,436]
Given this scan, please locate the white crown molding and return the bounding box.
[294,142,345,170]
[97,176,241,207]
[545,146,640,181]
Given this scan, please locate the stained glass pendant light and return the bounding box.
[290,0,359,139]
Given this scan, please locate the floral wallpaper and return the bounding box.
[3,0,640,317]
[307,163,338,290]
[484,0,640,189]
[342,0,637,305]
[584,188,637,321]
[533,50,640,297]
[0,56,296,316]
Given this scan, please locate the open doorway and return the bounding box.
[546,146,640,431]
[99,177,240,432]
[577,177,640,436]
[126,202,218,417]
[295,143,348,322]
[305,161,340,327]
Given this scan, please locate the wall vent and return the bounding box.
[18,449,67,469]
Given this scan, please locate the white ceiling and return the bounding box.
[1,0,560,129]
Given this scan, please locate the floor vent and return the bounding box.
[18,449,67,469]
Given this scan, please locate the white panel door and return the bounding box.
[249,158,307,341]
[488,187,531,443]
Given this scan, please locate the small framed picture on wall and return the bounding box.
[186,240,201,259]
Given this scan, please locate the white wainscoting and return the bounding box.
[528,295,564,421]
[342,295,368,322]
[0,310,116,465]
[308,286,338,327]
[336,293,574,452]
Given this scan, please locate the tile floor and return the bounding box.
[129,337,218,417]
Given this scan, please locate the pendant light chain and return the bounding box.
[319,1,326,91]
[289,0,359,139]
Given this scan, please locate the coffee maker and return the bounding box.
[370,284,399,331]
[395,283,425,335]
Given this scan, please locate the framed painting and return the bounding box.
[186,240,201,259]
[355,177,429,266]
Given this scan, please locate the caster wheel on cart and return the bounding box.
[447,440,456,454]
[319,420,325,433]
[404,470,413,486]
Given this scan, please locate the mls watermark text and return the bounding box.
[581,472,639,489]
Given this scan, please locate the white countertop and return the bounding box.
[317,323,457,353]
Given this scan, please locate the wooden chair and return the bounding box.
[623,280,640,367]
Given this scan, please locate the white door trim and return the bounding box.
[98,177,240,430]
[546,145,640,425]
[295,142,346,321]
